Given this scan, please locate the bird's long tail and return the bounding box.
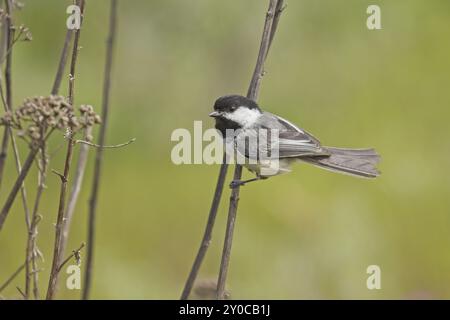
[301,147,381,178]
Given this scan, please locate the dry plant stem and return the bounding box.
[216,165,242,298]
[25,144,47,300]
[0,76,33,299]
[57,242,85,274]
[0,263,25,293]
[0,81,31,232]
[0,129,8,188]
[0,0,13,188]
[180,0,284,300]
[0,147,38,231]
[267,0,285,57]
[180,156,229,300]
[51,30,73,95]
[46,0,85,300]
[46,137,75,300]
[246,0,280,101]
[16,286,26,298]
[61,126,92,259]
[216,0,283,300]
[0,12,7,61]
[24,7,80,300]
[4,0,12,111]
[0,0,33,297]
[75,137,135,149]
[83,0,117,300]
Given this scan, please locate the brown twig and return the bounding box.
[16,286,26,299]
[51,30,73,95]
[46,0,85,300]
[4,0,12,112]
[180,155,229,299]
[0,147,38,232]
[0,0,34,298]
[46,138,76,300]
[60,126,92,261]
[0,75,31,299]
[0,263,25,293]
[180,1,285,300]
[75,137,135,149]
[0,0,31,229]
[57,242,85,274]
[0,0,13,188]
[25,144,47,300]
[216,0,284,300]
[82,0,118,300]
[0,66,34,300]
[24,7,80,299]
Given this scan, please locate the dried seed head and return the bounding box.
[13,1,25,10]
[0,95,101,146]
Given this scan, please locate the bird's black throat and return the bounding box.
[214,117,242,137]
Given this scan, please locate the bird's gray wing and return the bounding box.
[278,130,328,158]
[255,112,328,158]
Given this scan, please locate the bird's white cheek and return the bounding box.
[225,107,261,127]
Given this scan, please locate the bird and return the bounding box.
[209,94,380,188]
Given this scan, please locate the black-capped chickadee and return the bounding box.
[209,95,380,188]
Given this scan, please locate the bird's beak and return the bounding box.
[209,111,221,118]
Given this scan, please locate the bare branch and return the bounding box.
[16,286,26,299]
[181,0,285,300]
[60,126,92,263]
[24,6,81,299]
[25,143,47,300]
[75,137,135,149]
[0,0,14,187]
[0,263,25,293]
[0,147,39,232]
[216,0,284,300]
[57,242,85,274]
[46,0,86,300]
[51,30,73,95]
[83,0,118,300]
[180,155,229,299]
[0,0,31,237]
[246,0,279,101]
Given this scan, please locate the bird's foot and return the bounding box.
[229,180,246,189]
[229,177,262,189]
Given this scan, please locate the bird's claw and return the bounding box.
[229,180,245,189]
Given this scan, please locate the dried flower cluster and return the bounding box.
[13,0,25,10]
[0,95,101,147]
[0,5,31,42]
[14,24,32,42]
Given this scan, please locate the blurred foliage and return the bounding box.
[0,0,450,299]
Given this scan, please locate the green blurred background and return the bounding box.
[1,0,450,299]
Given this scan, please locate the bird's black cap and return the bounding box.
[213,95,261,113]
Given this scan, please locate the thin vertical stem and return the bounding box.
[61,125,92,259]
[45,138,75,300]
[25,3,78,299]
[0,0,13,187]
[216,165,242,298]
[0,148,39,232]
[180,155,229,299]
[82,0,118,300]
[0,263,25,293]
[0,0,34,299]
[46,0,86,300]
[26,143,47,300]
[51,29,73,95]
[181,0,285,300]
[216,0,284,300]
